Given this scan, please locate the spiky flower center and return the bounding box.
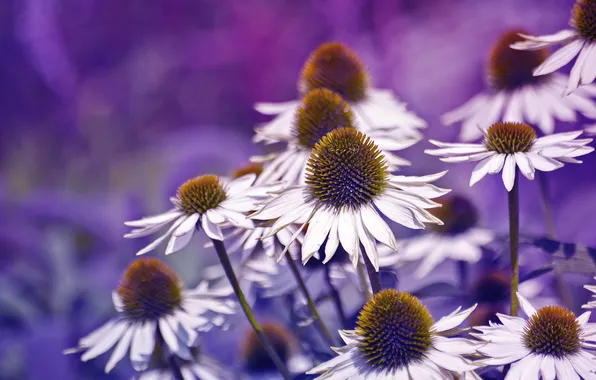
[572,0,596,41]
[300,42,369,103]
[294,89,356,149]
[523,306,582,357]
[242,323,292,372]
[176,175,227,215]
[305,128,389,209]
[356,289,433,370]
[117,258,182,321]
[484,122,536,154]
[487,30,549,90]
[430,195,478,235]
[233,163,263,179]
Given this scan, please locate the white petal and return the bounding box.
[567,41,592,95]
[502,154,517,191]
[554,357,580,380]
[135,216,187,256]
[165,225,195,254]
[174,213,199,237]
[226,174,256,196]
[254,100,299,115]
[514,152,535,180]
[324,217,340,262]
[525,152,564,172]
[533,39,584,77]
[355,210,379,271]
[130,320,156,371]
[159,317,192,360]
[469,156,495,186]
[442,93,490,126]
[337,209,359,261]
[202,214,223,240]
[81,321,128,361]
[104,328,133,373]
[541,355,556,380]
[124,210,183,228]
[432,304,476,333]
[581,42,596,85]
[360,204,398,251]
[302,207,334,261]
[374,196,425,230]
[487,153,506,174]
[516,292,537,317]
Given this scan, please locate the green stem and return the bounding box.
[285,255,335,346]
[324,265,348,328]
[536,171,574,311]
[363,253,382,295]
[357,261,373,300]
[212,239,292,379]
[508,175,520,317]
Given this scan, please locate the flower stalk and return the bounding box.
[211,239,292,379]
[508,175,520,316]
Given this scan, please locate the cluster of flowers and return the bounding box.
[66,1,596,378]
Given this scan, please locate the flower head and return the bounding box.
[308,289,479,379]
[444,29,596,140]
[252,128,449,269]
[582,276,596,308]
[510,3,596,94]
[426,123,593,191]
[488,30,549,90]
[124,174,279,255]
[242,323,293,373]
[232,163,264,180]
[572,0,596,41]
[474,293,596,379]
[300,42,369,103]
[64,258,235,373]
[395,194,493,277]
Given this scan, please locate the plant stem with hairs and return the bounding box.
[508,176,520,316]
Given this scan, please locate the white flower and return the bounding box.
[307,289,480,379]
[135,350,231,380]
[124,174,279,255]
[425,122,593,191]
[251,128,449,271]
[253,88,418,186]
[510,1,596,95]
[254,42,426,146]
[582,276,596,309]
[64,258,235,373]
[444,29,596,141]
[473,292,596,380]
[389,194,493,277]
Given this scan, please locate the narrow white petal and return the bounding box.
[254,100,299,115]
[374,196,425,230]
[202,214,223,241]
[302,208,334,261]
[533,39,584,77]
[103,326,134,373]
[355,210,379,271]
[81,321,128,361]
[502,155,517,191]
[124,210,183,228]
[337,209,359,261]
[441,93,490,126]
[516,292,537,317]
[554,357,580,380]
[581,42,596,85]
[469,156,495,187]
[135,216,187,256]
[360,204,398,250]
[324,217,340,262]
[525,152,564,172]
[432,304,477,332]
[226,174,256,196]
[541,355,556,380]
[514,152,535,180]
[174,213,200,237]
[130,321,156,371]
[165,226,195,254]
[567,42,591,95]
[159,317,192,360]
[488,153,506,174]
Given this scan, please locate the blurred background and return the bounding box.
[2,0,595,378]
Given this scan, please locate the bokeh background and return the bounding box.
[2,0,596,378]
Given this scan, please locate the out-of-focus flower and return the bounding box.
[135,345,231,380]
[254,42,426,145]
[251,128,449,270]
[124,174,279,255]
[64,258,235,373]
[473,292,596,379]
[511,0,596,95]
[391,194,493,277]
[442,30,596,141]
[426,122,593,191]
[240,322,311,379]
[582,276,596,308]
[253,88,418,186]
[308,289,479,379]
[585,123,596,135]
